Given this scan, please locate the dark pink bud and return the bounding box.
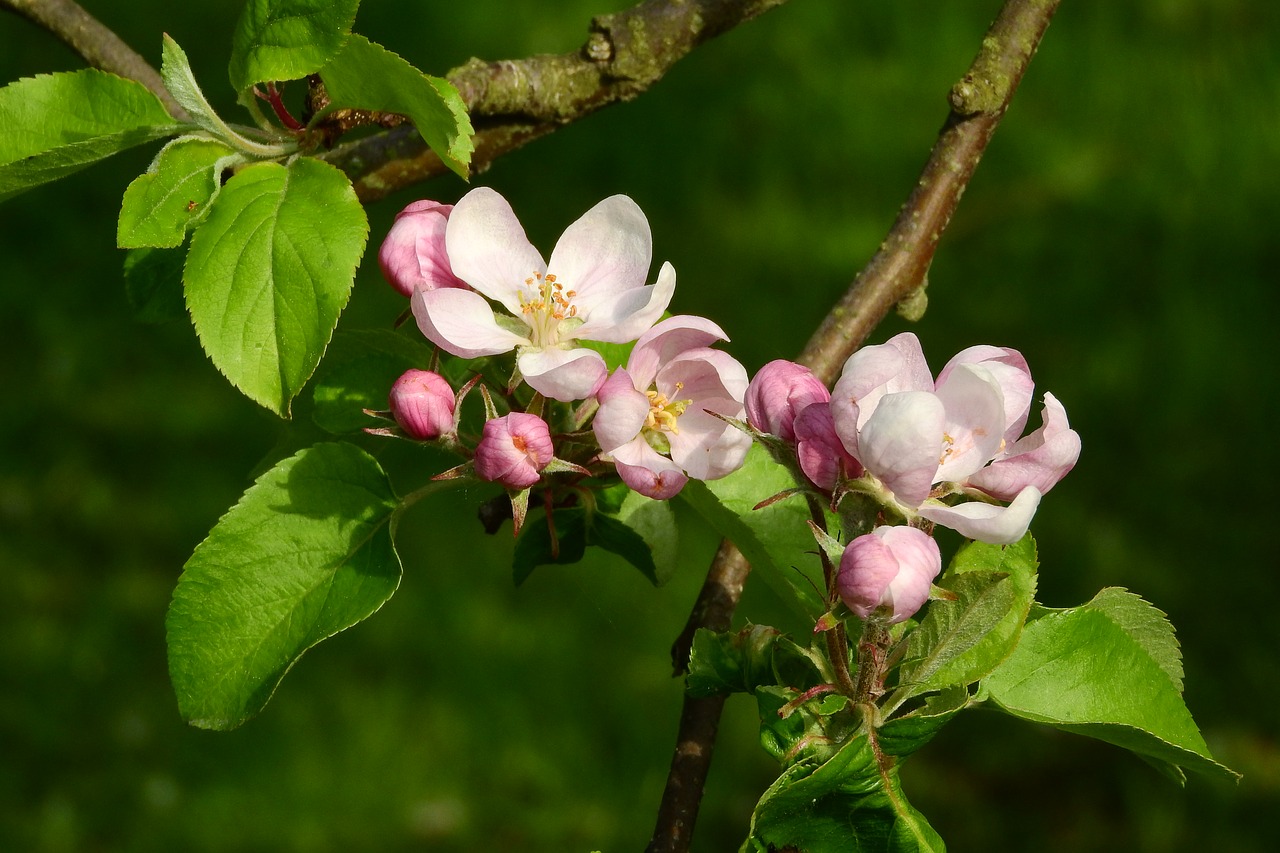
[794,402,861,491]
[378,200,468,296]
[474,413,555,490]
[745,359,830,442]
[389,370,456,440]
[837,526,941,624]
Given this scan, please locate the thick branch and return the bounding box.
[325,0,792,200]
[1,0,187,119]
[647,2,1061,851]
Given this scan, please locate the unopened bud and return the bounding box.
[378,200,468,296]
[389,369,455,440]
[744,359,830,442]
[837,526,941,624]
[474,413,555,490]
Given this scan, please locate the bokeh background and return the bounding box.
[2,0,1275,849]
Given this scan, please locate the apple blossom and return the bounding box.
[830,332,1080,544]
[388,369,455,440]
[474,412,555,490]
[411,187,675,402]
[837,526,942,624]
[378,200,468,296]
[744,359,830,442]
[793,402,861,492]
[593,316,751,500]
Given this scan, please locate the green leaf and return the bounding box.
[123,246,188,324]
[228,0,361,94]
[319,34,474,178]
[310,329,436,433]
[984,587,1239,783]
[680,444,827,620]
[118,137,238,248]
[897,534,1039,699]
[878,685,971,759]
[184,157,369,416]
[687,625,786,697]
[0,70,183,201]
[745,729,945,853]
[166,442,401,730]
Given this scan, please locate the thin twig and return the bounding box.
[1,0,188,120]
[647,2,1061,850]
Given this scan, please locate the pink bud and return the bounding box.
[837,526,941,624]
[793,402,861,491]
[378,200,468,296]
[745,360,831,442]
[474,413,555,490]
[389,369,456,440]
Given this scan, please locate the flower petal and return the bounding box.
[857,390,945,508]
[593,368,650,452]
[445,187,546,314]
[412,286,528,358]
[938,345,1034,445]
[572,261,676,344]
[517,346,608,402]
[611,438,689,499]
[967,392,1081,500]
[627,315,730,390]
[794,403,861,491]
[918,486,1042,545]
[546,194,652,311]
[667,402,752,480]
[933,363,1007,484]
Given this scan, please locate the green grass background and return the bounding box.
[2,0,1276,849]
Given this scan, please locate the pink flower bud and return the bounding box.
[793,402,861,491]
[837,526,941,624]
[378,200,468,296]
[474,413,555,490]
[389,370,456,440]
[745,360,831,442]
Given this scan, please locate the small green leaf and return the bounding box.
[184,157,369,416]
[897,534,1038,698]
[228,0,361,94]
[878,685,970,759]
[118,137,237,248]
[984,587,1239,783]
[166,442,401,730]
[0,70,183,201]
[687,625,786,697]
[311,329,436,433]
[745,729,945,853]
[319,34,474,178]
[680,444,827,620]
[123,246,188,324]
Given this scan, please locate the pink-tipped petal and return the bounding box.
[918,486,1042,545]
[445,187,546,314]
[857,390,945,508]
[611,439,689,500]
[626,315,729,390]
[967,393,1081,500]
[517,346,608,402]
[933,363,1008,484]
[412,287,528,358]
[593,368,650,452]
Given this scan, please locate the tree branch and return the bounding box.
[325,0,793,201]
[1,0,188,119]
[647,2,1061,850]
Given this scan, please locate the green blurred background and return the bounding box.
[2,0,1275,849]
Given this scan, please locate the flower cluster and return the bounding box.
[746,333,1079,622]
[377,188,751,501]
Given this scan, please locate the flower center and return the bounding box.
[518,271,578,346]
[645,383,690,435]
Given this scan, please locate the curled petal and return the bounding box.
[593,368,651,452]
[918,486,1042,545]
[968,393,1081,500]
[627,315,730,390]
[517,346,608,402]
[412,287,528,359]
[611,439,689,500]
[938,345,1034,444]
[573,261,676,344]
[667,402,752,481]
[933,363,1007,484]
[857,390,945,508]
[445,187,547,314]
[546,194,652,311]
